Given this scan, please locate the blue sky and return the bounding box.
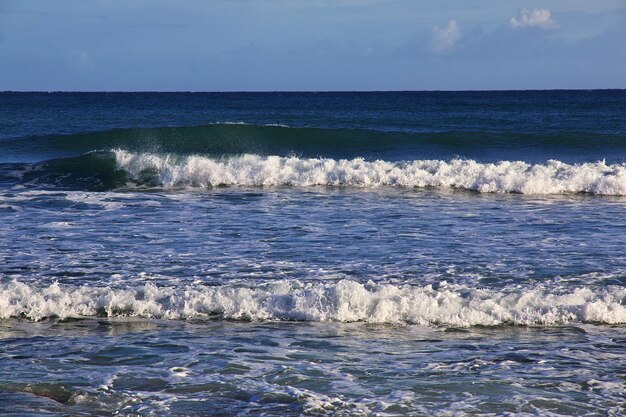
[1,0,625,91]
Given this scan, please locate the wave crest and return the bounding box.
[1,280,624,326]
[115,150,626,195]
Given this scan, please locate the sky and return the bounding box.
[1,0,625,91]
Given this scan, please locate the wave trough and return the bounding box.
[115,150,626,195]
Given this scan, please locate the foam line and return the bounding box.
[114,150,626,195]
[2,280,624,325]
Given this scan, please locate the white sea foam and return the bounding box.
[1,280,624,325]
[0,191,138,211]
[113,150,626,195]
[208,122,289,127]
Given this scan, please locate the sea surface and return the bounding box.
[0,91,625,416]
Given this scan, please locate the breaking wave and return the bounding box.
[114,151,626,194]
[1,280,624,326]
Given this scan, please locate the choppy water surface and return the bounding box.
[1,320,624,416]
[0,91,625,416]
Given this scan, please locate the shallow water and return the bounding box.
[2,188,625,292]
[0,320,624,416]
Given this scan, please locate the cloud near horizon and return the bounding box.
[432,19,461,53]
[510,8,559,30]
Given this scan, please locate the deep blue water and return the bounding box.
[0,91,625,416]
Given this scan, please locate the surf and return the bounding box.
[113,151,626,194]
[2,280,624,326]
[2,150,626,194]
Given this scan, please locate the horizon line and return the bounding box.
[2,88,625,94]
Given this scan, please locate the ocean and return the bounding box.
[0,91,624,416]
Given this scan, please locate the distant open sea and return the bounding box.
[0,91,624,416]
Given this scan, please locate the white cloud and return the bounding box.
[510,8,559,30]
[432,19,461,53]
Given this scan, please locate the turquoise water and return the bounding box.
[0,91,624,416]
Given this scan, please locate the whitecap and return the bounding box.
[1,280,624,326]
[113,151,626,195]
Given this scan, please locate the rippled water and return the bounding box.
[1,320,624,416]
[2,188,625,290]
